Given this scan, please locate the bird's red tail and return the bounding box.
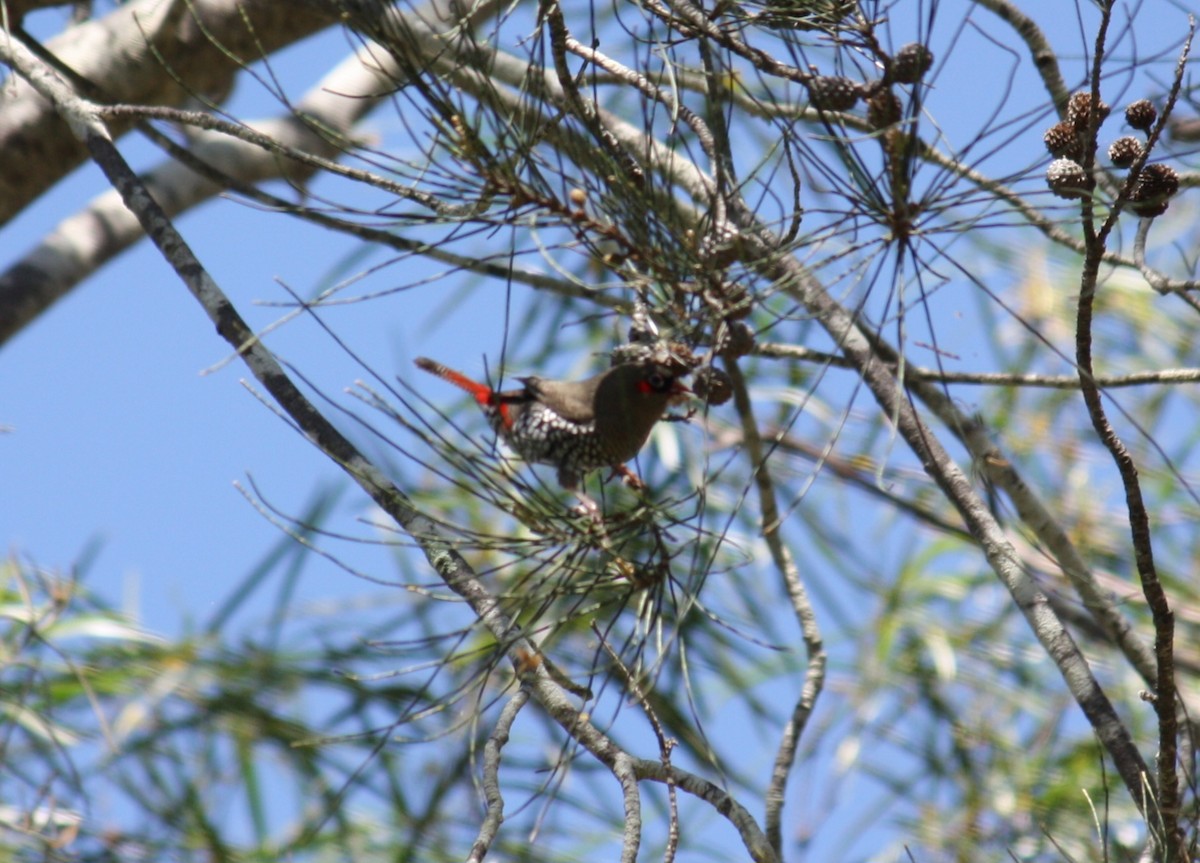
[414,357,494,408]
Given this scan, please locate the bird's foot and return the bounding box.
[608,464,645,490]
[569,491,604,523]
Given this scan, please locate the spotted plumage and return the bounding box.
[415,357,687,510]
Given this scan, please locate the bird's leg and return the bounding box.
[607,464,645,490]
[559,471,632,572]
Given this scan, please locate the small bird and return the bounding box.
[415,357,689,514]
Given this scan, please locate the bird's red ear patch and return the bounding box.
[638,371,670,395]
[637,371,686,395]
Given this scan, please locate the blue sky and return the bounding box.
[1,19,462,631]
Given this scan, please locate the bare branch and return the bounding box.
[467,686,529,863]
[759,342,1200,389]
[723,356,826,859]
[0,0,339,225]
[1071,17,1195,860]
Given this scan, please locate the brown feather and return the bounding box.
[519,372,606,423]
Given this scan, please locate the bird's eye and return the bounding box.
[647,372,666,390]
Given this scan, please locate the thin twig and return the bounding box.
[723,357,825,859]
[758,342,1200,389]
[467,686,530,863]
[1072,16,1194,861]
[594,623,680,863]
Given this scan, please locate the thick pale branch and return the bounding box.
[0,0,338,226]
[1133,219,1200,293]
[0,0,493,348]
[0,51,378,346]
[613,753,643,863]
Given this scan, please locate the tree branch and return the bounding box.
[467,686,529,863]
[0,0,338,226]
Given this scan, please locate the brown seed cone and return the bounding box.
[716,321,756,359]
[1135,163,1180,198]
[1124,99,1158,132]
[1129,163,1178,217]
[1046,158,1090,199]
[1107,136,1143,168]
[892,43,934,84]
[867,91,903,129]
[693,366,734,406]
[1043,121,1081,159]
[1128,163,1179,216]
[1067,91,1111,132]
[808,75,861,111]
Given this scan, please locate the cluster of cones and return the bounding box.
[1043,92,1180,217]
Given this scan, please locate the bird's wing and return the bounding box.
[520,376,597,424]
